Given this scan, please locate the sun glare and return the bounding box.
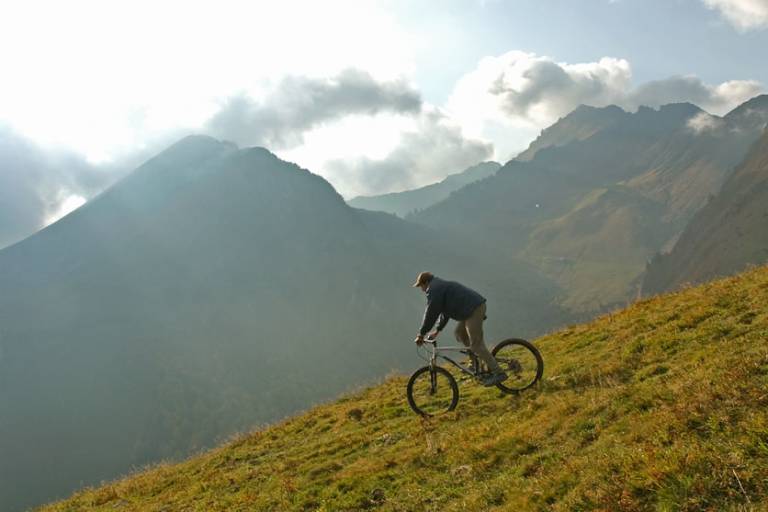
[45,194,87,226]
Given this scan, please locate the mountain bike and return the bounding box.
[406,337,543,417]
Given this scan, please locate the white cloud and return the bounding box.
[447,51,631,159]
[625,76,762,113]
[0,0,416,161]
[0,125,112,248]
[45,194,87,226]
[206,69,422,150]
[275,113,417,185]
[447,51,763,159]
[702,0,768,31]
[686,112,726,134]
[320,108,493,198]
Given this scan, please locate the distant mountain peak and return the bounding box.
[570,104,627,117]
[348,161,500,217]
[145,135,237,173]
[657,102,704,116]
[632,102,704,121]
[521,101,715,162]
[516,104,628,161]
[724,94,768,132]
[727,93,768,115]
[170,134,237,152]
[240,145,281,163]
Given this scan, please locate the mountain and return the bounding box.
[643,128,768,294]
[515,104,627,161]
[0,136,563,512]
[347,161,500,217]
[40,264,768,511]
[409,97,768,312]
[723,94,768,132]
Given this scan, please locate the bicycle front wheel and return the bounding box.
[492,338,543,394]
[406,366,459,417]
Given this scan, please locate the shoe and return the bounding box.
[482,371,508,387]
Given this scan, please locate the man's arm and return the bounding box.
[419,299,441,336]
[436,313,449,333]
[418,282,445,336]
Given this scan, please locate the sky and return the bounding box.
[1,0,767,248]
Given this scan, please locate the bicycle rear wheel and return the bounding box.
[492,338,543,394]
[406,366,459,417]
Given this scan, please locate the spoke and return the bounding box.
[411,370,455,415]
[494,344,540,391]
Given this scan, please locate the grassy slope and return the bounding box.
[42,266,768,511]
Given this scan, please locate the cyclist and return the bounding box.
[413,271,508,386]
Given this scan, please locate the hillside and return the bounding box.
[410,97,768,312]
[42,265,768,511]
[643,129,768,294]
[348,161,500,217]
[0,136,562,512]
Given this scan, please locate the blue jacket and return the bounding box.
[419,277,486,336]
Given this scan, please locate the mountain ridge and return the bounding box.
[724,94,768,130]
[348,161,501,217]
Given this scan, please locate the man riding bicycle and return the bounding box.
[413,272,508,387]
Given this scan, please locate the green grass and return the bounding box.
[41,266,768,511]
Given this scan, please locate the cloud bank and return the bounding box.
[687,112,727,134]
[205,69,422,149]
[325,109,493,197]
[203,68,491,198]
[0,126,112,248]
[702,0,768,31]
[625,76,763,113]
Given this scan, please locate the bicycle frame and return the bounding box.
[418,339,484,378]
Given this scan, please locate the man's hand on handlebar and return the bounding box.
[415,330,440,345]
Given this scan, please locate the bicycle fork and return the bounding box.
[429,368,438,395]
[429,347,439,395]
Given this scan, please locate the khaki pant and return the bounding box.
[454,302,501,373]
